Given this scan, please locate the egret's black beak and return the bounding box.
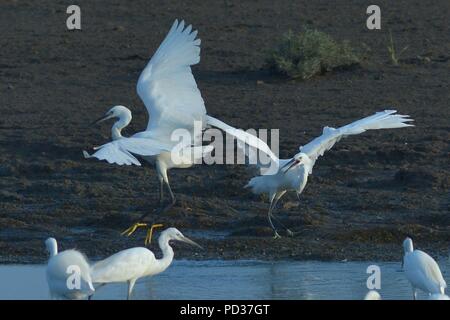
[282,158,300,173]
[91,113,113,126]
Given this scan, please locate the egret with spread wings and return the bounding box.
[84,20,276,234]
[245,110,414,238]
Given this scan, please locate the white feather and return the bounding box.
[45,238,94,300]
[84,138,172,166]
[364,290,381,300]
[137,19,206,143]
[91,247,156,284]
[299,110,414,167]
[403,238,447,298]
[206,115,279,165]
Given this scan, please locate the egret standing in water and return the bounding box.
[45,238,95,300]
[90,226,202,300]
[84,19,276,232]
[245,110,414,238]
[402,237,447,300]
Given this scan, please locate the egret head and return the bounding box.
[282,153,309,173]
[92,105,131,125]
[163,227,203,249]
[45,237,58,257]
[403,237,414,253]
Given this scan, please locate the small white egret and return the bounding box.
[45,237,95,300]
[84,19,275,232]
[364,290,381,300]
[245,110,414,238]
[90,226,202,300]
[402,237,447,300]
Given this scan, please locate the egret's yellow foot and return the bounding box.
[121,223,148,237]
[144,223,164,246]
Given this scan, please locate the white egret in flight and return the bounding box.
[402,237,447,300]
[84,19,276,232]
[45,237,95,300]
[90,226,202,300]
[245,110,414,238]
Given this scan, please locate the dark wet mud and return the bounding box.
[0,0,449,263]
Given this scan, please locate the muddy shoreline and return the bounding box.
[0,0,449,264]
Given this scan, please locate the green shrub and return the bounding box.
[267,28,360,80]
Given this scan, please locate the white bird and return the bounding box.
[402,237,447,300]
[428,293,450,300]
[364,290,381,300]
[45,237,95,300]
[84,19,276,232]
[245,110,414,238]
[90,227,202,300]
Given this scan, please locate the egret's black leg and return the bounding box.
[268,193,284,239]
[127,279,136,300]
[412,288,417,300]
[166,180,176,205]
[271,215,294,237]
[267,199,280,239]
[159,179,164,204]
[269,192,293,237]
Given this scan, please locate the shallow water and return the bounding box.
[0,259,448,300]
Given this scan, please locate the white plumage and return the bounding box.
[403,237,447,299]
[84,20,211,209]
[364,290,381,300]
[84,20,274,225]
[428,293,450,300]
[245,110,414,237]
[90,227,201,300]
[45,238,94,300]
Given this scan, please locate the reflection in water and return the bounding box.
[0,259,448,300]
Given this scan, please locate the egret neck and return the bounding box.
[45,238,58,257]
[149,233,175,276]
[403,238,414,254]
[112,109,132,140]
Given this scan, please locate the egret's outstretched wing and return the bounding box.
[83,138,171,166]
[206,115,279,167]
[299,110,414,170]
[137,20,206,142]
